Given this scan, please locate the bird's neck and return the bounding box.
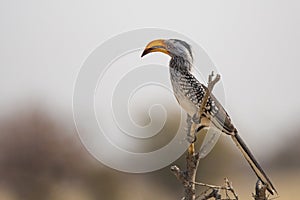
[169,56,192,74]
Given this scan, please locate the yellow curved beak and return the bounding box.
[141,39,170,57]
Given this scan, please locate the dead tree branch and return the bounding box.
[198,72,221,118]
[171,71,222,200]
[193,178,238,200]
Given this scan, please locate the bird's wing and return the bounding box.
[200,84,236,134]
[177,70,235,134]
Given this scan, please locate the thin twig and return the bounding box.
[225,178,239,200]
[197,71,221,119]
[193,178,238,200]
[193,181,226,190]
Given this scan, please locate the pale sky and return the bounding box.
[0,0,299,158]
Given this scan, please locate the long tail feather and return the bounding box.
[231,132,277,195]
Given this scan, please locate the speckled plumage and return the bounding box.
[169,56,233,133]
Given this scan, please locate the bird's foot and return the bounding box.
[186,134,197,143]
[192,113,200,124]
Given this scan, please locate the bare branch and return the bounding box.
[193,181,225,190]
[225,178,239,200]
[171,71,222,200]
[170,165,188,186]
[193,178,238,200]
[198,72,221,118]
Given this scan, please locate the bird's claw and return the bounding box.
[192,113,200,124]
[186,134,197,143]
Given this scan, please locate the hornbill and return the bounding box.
[141,39,277,195]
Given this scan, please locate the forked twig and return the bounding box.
[193,178,238,200]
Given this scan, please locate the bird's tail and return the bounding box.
[231,131,277,195]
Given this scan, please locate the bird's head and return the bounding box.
[141,39,193,62]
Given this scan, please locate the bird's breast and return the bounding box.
[170,78,198,117]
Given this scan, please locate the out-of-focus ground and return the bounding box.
[0,105,298,200]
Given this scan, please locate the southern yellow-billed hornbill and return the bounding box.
[141,39,277,195]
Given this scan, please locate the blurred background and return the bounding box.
[0,0,299,199]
